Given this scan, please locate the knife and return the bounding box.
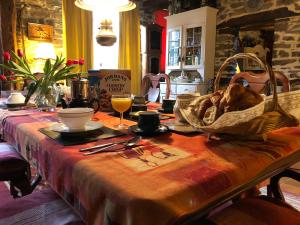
[79,139,131,152]
[83,144,122,156]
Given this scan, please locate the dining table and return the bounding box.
[1,104,300,225]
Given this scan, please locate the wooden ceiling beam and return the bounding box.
[137,0,169,12]
[218,7,300,33]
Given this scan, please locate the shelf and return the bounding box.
[184,45,201,48]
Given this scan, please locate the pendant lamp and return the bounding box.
[75,0,136,46]
[75,0,136,12]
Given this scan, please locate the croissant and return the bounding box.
[220,83,263,113]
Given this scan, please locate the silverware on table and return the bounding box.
[82,136,142,156]
[80,139,131,152]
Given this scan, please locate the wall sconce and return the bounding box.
[74,0,136,46]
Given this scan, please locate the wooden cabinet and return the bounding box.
[146,24,162,74]
[165,7,218,85]
[160,82,204,102]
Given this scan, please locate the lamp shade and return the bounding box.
[33,43,56,60]
[74,0,136,12]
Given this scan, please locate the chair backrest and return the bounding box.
[229,71,289,94]
[142,73,171,101]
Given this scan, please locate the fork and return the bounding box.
[83,136,141,156]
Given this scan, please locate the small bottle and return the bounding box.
[168,0,173,15]
[194,55,199,65]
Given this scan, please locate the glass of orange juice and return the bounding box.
[111,94,132,129]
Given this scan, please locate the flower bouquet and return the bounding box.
[0,50,79,110]
[0,50,24,91]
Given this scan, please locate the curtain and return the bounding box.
[0,6,3,66]
[118,8,141,95]
[62,0,93,72]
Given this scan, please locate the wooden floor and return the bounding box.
[283,162,300,193]
[278,162,300,209]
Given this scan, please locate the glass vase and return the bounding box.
[35,83,59,111]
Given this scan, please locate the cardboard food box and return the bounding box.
[88,69,131,111]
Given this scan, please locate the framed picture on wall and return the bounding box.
[28,23,53,42]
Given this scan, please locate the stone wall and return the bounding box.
[214,32,234,74]
[214,0,300,78]
[16,0,63,60]
[272,16,300,78]
[217,0,300,25]
[137,2,155,25]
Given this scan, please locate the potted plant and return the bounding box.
[0,50,78,110]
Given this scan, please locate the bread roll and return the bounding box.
[220,83,263,113]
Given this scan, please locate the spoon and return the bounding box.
[83,136,141,156]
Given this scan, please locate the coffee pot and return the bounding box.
[69,78,90,107]
[61,78,100,112]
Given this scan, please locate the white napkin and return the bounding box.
[148,87,160,102]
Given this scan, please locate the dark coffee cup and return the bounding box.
[138,111,160,133]
[162,99,176,113]
[133,96,146,105]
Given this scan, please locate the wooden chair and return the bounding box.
[190,169,300,225]
[0,144,84,224]
[142,73,171,102]
[0,182,85,224]
[229,71,290,94]
[0,143,41,198]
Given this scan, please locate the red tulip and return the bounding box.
[3,51,11,61]
[17,49,23,57]
[66,59,73,66]
[9,71,14,75]
[79,59,85,65]
[0,74,7,81]
[9,76,15,81]
[73,60,79,65]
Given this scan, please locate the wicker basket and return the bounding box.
[177,53,299,140]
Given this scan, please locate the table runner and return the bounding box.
[1,110,300,225]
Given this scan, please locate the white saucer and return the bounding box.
[49,121,103,133]
[5,102,25,107]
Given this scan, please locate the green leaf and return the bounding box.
[10,61,30,74]
[43,59,52,75]
[25,79,42,104]
[0,64,35,79]
[10,51,31,73]
[59,73,78,80]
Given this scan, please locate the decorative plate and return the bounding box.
[49,121,103,137]
[5,102,26,108]
[129,124,169,136]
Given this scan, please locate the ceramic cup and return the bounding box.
[133,96,146,105]
[57,108,94,131]
[7,92,25,104]
[162,99,176,113]
[138,111,160,133]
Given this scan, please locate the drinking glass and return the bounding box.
[111,94,132,129]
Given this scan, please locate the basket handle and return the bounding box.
[214,53,278,111]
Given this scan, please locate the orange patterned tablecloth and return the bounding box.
[1,110,300,225]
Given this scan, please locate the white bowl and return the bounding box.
[57,108,94,131]
[7,92,25,104]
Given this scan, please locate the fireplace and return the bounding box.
[214,1,300,82]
